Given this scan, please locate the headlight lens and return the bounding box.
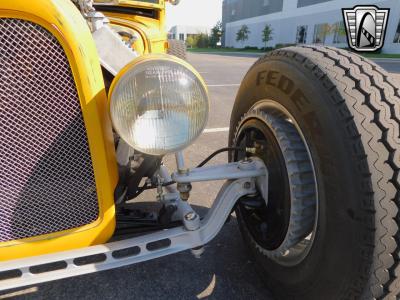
[109,55,209,156]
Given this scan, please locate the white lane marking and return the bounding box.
[203,127,229,133]
[207,84,240,87]
[198,71,209,74]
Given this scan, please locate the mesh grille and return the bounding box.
[0,19,99,242]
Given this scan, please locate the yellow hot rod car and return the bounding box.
[1,0,400,299]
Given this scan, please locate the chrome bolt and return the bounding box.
[178,182,192,201]
[184,212,197,221]
[238,159,254,170]
[191,246,205,258]
[245,147,257,154]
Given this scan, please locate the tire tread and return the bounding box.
[255,45,400,299]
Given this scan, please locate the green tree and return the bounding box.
[262,24,273,49]
[332,22,346,36]
[186,36,197,48]
[210,21,223,48]
[196,33,210,48]
[236,25,250,47]
[320,24,333,43]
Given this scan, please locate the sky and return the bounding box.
[165,0,223,30]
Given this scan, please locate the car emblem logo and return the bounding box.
[342,5,389,52]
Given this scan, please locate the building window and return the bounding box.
[393,20,400,43]
[263,0,270,6]
[179,33,185,41]
[333,21,347,44]
[313,23,329,44]
[296,25,308,44]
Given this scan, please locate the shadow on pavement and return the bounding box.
[1,205,274,300]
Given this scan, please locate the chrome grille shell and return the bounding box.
[0,19,99,242]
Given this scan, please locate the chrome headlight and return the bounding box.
[109,54,209,156]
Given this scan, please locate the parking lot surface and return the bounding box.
[3,53,400,300]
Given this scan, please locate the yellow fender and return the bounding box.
[0,0,118,261]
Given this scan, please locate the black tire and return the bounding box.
[229,45,400,300]
[167,39,187,60]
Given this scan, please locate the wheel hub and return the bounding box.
[234,109,317,264]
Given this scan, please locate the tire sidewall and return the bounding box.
[230,55,372,299]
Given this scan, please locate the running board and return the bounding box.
[0,178,257,291]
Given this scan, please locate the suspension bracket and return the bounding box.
[0,159,268,291]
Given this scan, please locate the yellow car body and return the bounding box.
[94,0,168,55]
[0,0,172,262]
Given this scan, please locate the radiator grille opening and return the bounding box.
[0,19,100,242]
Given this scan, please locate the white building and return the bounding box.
[169,25,211,41]
[223,0,400,53]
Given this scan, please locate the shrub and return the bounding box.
[243,46,258,50]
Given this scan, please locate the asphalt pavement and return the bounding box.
[2,52,400,300]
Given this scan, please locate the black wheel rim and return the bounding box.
[234,101,318,266]
[236,120,292,251]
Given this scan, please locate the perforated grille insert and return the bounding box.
[0,19,99,242]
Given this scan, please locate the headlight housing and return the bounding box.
[109,54,209,156]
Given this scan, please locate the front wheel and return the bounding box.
[229,45,400,300]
